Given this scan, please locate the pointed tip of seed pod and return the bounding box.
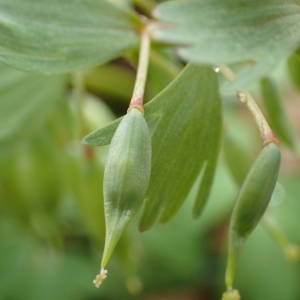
[222,289,241,300]
[93,269,108,288]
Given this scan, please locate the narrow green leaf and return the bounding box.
[83,120,120,147]
[0,64,66,144]
[287,52,300,90]
[159,75,222,222]
[0,0,139,73]
[260,77,297,149]
[192,119,221,218]
[140,65,221,229]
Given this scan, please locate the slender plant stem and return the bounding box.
[214,64,235,82]
[128,27,151,113]
[262,214,289,248]
[237,90,278,145]
[225,244,237,289]
[225,231,242,290]
[262,214,300,261]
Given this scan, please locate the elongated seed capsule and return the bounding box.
[260,77,297,150]
[93,108,151,287]
[225,142,280,291]
[223,130,284,207]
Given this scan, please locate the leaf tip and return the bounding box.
[139,212,157,232]
[192,211,199,220]
[93,269,108,288]
[192,204,205,219]
[138,224,148,233]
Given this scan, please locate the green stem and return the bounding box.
[262,214,300,261]
[225,232,242,290]
[214,64,235,82]
[128,27,151,113]
[262,214,289,248]
[236,90,278,145]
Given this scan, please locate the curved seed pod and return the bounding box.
[260,77,297,150]
[93,108,151,287]
[225,142,280,291]
[223,130,285,207]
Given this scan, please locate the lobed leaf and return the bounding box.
[0,0,139,73]
[153,0,300,65]
[84,64,222,230]
[192,113,221,218]
[153,0,300,91]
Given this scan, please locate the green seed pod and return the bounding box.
[94,108,151,287]
[225,142,280,290]
[260,77,297,150]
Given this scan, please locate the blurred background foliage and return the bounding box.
[1,28,300,300]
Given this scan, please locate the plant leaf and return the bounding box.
[153,0,300,92]
[153,0,300,65]
[0,0,139,74]
[84,64,222,230]
[158,68,222,223]
[83,120,120,147]
[0,63,66,144]
[287,52,300,90]
[221,55,286,95]
[192,109,221,218]
[260,77,298,150]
